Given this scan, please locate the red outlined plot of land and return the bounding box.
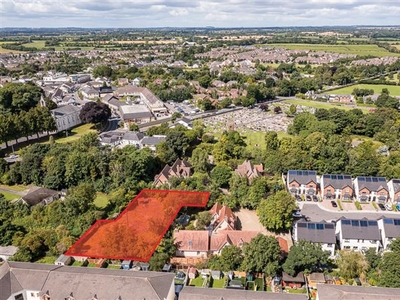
[65,189,210,261]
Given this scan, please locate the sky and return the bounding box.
[1,0,400,28]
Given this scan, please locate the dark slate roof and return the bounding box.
[355,176,388,192]
[295,221,336,244]
[179,286,307,300]
[316,283,400,300]
[282,272,305,283]
[287,170,317,185]
[322,174,353,189]
[141,135,166,146]
[123,131,145,141]
[380,218,400,238]
[51,104,81,116]
[339,218,381,240]
[0,261,174,300]
[22,187,59,206]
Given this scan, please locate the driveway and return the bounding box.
[235,208,267,233]
[301,202,399,222]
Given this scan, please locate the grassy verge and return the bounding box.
[355,201,362,210]
[372,202,379,210]
[337,200,343,211]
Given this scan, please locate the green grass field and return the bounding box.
[330,84,400,96]
[267,43,400,57]
[0,184,28,192]
[94,192,109,208]
[0,191,20,201]
[49,124,97,144]
[212,278,226,288]
[22,40,46,49]
[283,99,371,112]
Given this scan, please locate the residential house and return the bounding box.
[154,159,192,187]
[353,176,389,203]
[21,186,61,207]
[81,86,99,99]
[0,246,18,261]
[209,231,260,256]
[54,254,73,266]
[140,135,166,151]
[208,202,237,233]
[335,218,381,252]
[316,284,400,300]
[234,160,263,183]
[174,230,210,258]
[50,104,82,132]
[286,170,318,196]
[329,94,355,104]
[320,174,353,200]
[179,286,308,299]
[387,179,400,204]
[282,272,305,288]
[101,94,122,113]
[377,217,400,250]
[293,221,336,258]
[0,261,176,300]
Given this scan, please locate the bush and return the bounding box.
[355,201,362,210]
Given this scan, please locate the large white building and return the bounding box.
[50,105,82,132]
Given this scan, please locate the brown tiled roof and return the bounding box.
[174,230,210,251]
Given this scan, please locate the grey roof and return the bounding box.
[316,283,400,300]
[380,218,400,238]
[141,135,166,146]
[22,187,59,206]
[295,221,336,244]
[355,176,389,192]
[0,261,174,300]
[0,246,18,257]
[51,104,81,116]
[55,254,71,264]
[179,286,307,300]
[390,179,400,193]
[287,170,317,185]
[339,218,381,240]
[322,174,353,189]
[123,131,145,141]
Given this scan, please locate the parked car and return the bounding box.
[378,203,386,211]
[331,201,338,208]
[295,195,302,202]
[292,210,303,218]
[306,195,312,201]
[385,204,393,211]
[312,195,318,202]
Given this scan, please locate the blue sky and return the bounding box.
[1,0,399,28]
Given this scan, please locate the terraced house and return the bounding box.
[286,170,318,196]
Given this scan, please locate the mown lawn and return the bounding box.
[267,43,400,57]
[283,99,371,112]
[329,84,400,96]
[189,276,205,287]
[0,191,20,201]
[212,278,226,288]
[49,124,97,144]
[94,192,109,208]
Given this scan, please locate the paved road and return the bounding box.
[300,202,399,222]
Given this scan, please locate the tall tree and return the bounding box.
[257,191,296,232]
[241,234,281,276]
[79,101,111,124]
[283,240,330,276]
[337,250,368,281]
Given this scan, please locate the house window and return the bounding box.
[197,251,200,255]
[344,246,350,249]
[371,240,377,244]
[327,244,333,248]
[14,294,24,300]
[327,189,331,193]
[353,246,358,250]
[344,239,350,243]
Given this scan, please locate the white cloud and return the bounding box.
[0,0,399,27]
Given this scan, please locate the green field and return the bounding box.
[330,84,400,96]
[49,124,97,144]
[0,184,28,192]
[94,192,109,208]
[22,40,46,49]
[267,43,400,57]
[283,99,372,112]
[0,191,20,201]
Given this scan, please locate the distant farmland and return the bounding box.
[330,84,400,96]
[267,43,400,57]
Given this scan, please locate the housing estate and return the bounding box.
[320,174,353,200]
[293,221,336,257]
[335,218,381,253]
[286,170,317,196]
[0,261,175,300]
[353,176,389,203]
[154,159,192,187]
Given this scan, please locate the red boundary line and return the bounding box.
[65,189,210,262]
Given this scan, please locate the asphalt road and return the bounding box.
[300,202,399,222]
